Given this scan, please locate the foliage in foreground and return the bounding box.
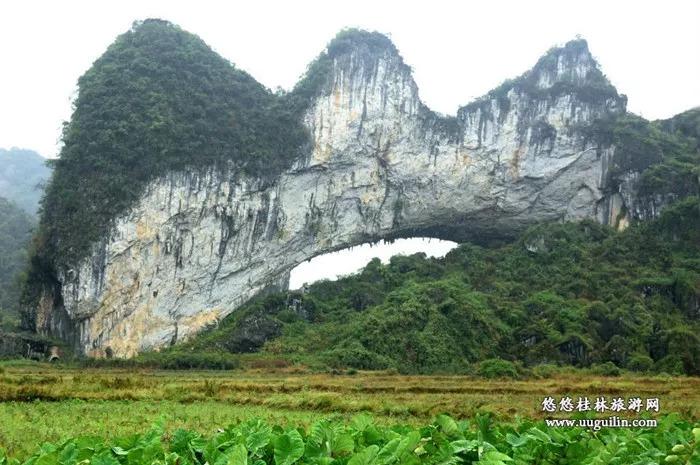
[1,414,698,465]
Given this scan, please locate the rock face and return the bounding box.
[36,36,639,357]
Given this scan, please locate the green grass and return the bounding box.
[0,364,698,461]
[0,400,334,460]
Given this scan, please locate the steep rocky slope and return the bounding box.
[23,21,697,357]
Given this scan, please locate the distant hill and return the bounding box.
[0,197,34,329]
[0,148,51,216]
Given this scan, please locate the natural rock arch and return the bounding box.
[34,33,632,357]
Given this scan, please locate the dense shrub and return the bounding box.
[80,351,240,370]
[627,353,654,372]
[530,364,561,379]
[477,359,519,379]
[322,341,393,370]
[590,362,621,377]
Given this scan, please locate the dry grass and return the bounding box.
[0,363,697,420]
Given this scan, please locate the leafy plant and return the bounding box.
[1,415,698,465]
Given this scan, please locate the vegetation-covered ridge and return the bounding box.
[173,197,700,375]
[459,38,626,116]
[20,24,422,318]
[29,19,308,276]
[289,28,406,107]
[658,106,700,150]
[1,412,698,465]
[581,110,700,199]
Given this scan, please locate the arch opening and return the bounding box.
[288,237,459,289]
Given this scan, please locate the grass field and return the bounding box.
[1,361,698,460]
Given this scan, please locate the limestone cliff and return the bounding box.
[29,27,677,357]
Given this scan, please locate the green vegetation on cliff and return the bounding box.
[289,28,404,109]
[659,107,700,150]
[32,19,308,273]
[179,198,700,375]
[461,39,625,117]
[18,19,700,370]
[22,24,416,322]
[583,113,700,197]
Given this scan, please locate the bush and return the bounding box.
[627,353,654,372]
[654,355,684,376]
[477,359,519,379]
[530,363,560,379]
[589,361,621,377]
[80,351,240,370]
[322,341,393,370]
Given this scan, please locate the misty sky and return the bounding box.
[1,0,698,283]
[2,0,698,158]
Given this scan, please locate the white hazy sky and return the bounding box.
[1,0,698,158]
[1,0,698,284]
[289,238,457,288]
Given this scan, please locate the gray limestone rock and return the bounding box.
[35,38,660,357]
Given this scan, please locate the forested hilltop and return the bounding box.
[168,197,700,375]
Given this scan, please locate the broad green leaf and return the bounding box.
[436,416,460,438]
[111,446,129,456]
[333,433,355,456]
[504,434,527,448]
[451,439,478,453]
[377,438,401,464]
[477,450,513,464]
[274,430,305,465]
[351,415,375,431]
[348,445,379,465]
[165,452,182,465]
[226,444,248,465]
[244,421,272,454]
[90,452,120,465]
[58,442,79,465]
[525,428,551,443]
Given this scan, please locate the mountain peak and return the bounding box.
[529,37,603,89]
[324,28,399,59]
[460,37,625,116]
[292,28,411,105]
